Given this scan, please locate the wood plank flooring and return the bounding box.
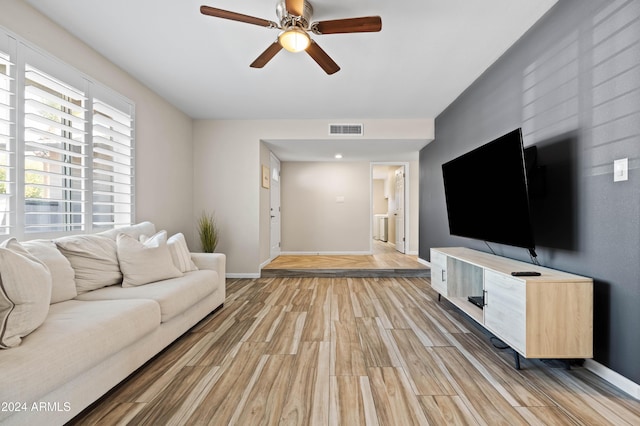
[262,241,429,278]
[70,277,640,425]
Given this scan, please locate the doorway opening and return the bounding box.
[371,162,409,255]
[269,153,281,261]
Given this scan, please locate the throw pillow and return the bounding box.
[55,234,122,294]
[167,233,198,273]
[22,240,77,303]
[117,231,183,287]
[0,238,52,348]
[98,221,156,241]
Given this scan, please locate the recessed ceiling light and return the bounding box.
[335,153,343,159]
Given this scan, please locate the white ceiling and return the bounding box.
[25,0,558,161]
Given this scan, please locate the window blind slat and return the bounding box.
[25,128,85,148]
[94,100,130,122]
[24,113,86,136]
[25,169,84,182]
[93,146,131,163]
[25,155,86,171]
[93,125,132,145]
[93,156,132,169]
[93,180,131,191]
[25,141,86,159]
[24,85,86,113]
[93,135,132,152]
[93,114,131,137]
[25,98,82,124]
[25,68,86,101]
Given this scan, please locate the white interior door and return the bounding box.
[394,167,405,253]
[270,154,281,259]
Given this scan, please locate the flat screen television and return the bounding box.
[442,128,536,256]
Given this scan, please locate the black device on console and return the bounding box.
[511,271,541,277]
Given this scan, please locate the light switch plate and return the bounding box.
[614,158,628,182]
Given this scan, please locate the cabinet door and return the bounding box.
[483,270,526,354]
[430,250,448,296]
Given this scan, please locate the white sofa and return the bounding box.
[0,222,225,426]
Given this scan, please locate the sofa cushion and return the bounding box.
[0,238,52,349]
[117,231,183,287]
[75,269,219,322]
[55,234,122,294]
[0,299,160,408]
[22,239,77,303]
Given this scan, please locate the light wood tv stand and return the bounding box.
[430,247,593,368]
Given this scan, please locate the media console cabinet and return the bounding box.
[430,247,593,368]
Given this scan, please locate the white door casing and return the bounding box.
[270,154,281,260]
[394,166,405,253]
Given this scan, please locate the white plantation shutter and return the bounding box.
[0,51,13,235]
[23,65,87,233]
[92,98,134,229]
[0,27,135,237]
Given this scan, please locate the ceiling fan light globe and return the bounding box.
[278,27,311,52]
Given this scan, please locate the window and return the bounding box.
[0,28,135,238]
[24,65,87,233]
[0,51,12,236]
[92,98,134,230]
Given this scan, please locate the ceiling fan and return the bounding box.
[200,0,382,75]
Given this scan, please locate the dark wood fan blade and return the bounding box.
[306,42,340,75]
[314,16,382,34]
[200,5,275,28]
[285,0,305,17]
[250,43,283,68]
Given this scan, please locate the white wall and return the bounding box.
[193,119,432,276]
[372,179,387,215]
[281,162,371,253]
[408,160,419,255]
[0,1,195,241]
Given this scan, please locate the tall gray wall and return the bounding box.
[419,0,640,384]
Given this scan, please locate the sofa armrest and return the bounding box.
[190,253,226,285]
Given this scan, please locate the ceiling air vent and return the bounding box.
[329,123,363,136]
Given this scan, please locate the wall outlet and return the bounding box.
[614,158,628,182]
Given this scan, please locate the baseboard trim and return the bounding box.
[259,258,272,270]
[418,258,431,267]
[584,359,640,400]
[226,273,261,279]
[280,251,373,256]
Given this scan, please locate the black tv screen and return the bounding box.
[442,128,536,251]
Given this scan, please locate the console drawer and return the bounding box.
[430,249,448,295]
[484,270,526,354]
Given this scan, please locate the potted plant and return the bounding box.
[197,211,219,253]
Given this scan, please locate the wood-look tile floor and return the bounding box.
[263,240,429,274]
[71,277,640,425]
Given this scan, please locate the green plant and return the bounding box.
[197,211,219,253]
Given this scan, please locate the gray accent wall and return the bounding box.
[419,0,640,384]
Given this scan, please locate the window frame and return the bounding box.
[0,26,135,240]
